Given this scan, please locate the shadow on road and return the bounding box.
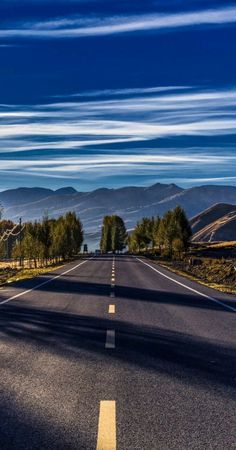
[0,393,90,450]
[1,275,234,312]
[0,255,235,449]
[0,303,235,391]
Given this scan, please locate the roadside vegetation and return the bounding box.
[128,206,236,295]
[0,212,83,285]
[13,212,83,266]
[128,206,192,258]
[1,204,235,295]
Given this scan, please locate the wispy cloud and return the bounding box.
[55,86,190,99]
[1,153,235,173]
[0,153,235,189]
[1,118,236,140]
[0,44,17,47]
[1,86,236,143]
[1,6,236,39]
[0,85,236,188]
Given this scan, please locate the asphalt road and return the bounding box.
[0,255,235,450]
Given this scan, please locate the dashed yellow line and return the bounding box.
[96,259,116,449]
[96,401,116,450]
[109,304,115,314]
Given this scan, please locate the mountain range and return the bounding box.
[1,183,236,248]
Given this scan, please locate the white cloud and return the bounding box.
[1,118,236,140]
[0,85,235,188]
[55,86,191,98]
[1,86,236,150]
[0,154,234,176]
[180,176,236,183]
[1,6,236,39]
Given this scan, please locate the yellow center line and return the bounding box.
[109,304,115,314]
[96,401,116,450]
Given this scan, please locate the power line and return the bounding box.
[0,222,25,243]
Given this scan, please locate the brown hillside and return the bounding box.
[192,211,236,242]
[190,203,236,234]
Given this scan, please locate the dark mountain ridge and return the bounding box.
[0,186,78,206]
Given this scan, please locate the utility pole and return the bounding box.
[19,217,22,267]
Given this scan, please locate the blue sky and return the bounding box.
[0,0,236,191]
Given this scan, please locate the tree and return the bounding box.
[128,216,161,253]
[153,216,161,251]
[111,216,127,252]
[51,213,83,259]
[130,219,150,251]
[63,212,84,257]
[100,216,112,253]
[157,210,176,257]
[128,227,143,252]
[172,237,185,259]
[172,206,192,252]
[100,215,127,253]
[39,214,52,261]
[21,221,44,267]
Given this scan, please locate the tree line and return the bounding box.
[128,206,192,258]
[1,212,83,267]
[0,206,192,262]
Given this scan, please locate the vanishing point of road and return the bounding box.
[0,255,235,449]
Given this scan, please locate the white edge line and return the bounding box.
[0,258,93,306]
[136,257,236,313]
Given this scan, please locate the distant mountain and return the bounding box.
[155,185,236,218]
[190,203,236,235]
[0,187,54,206]
[55,187,77,196]
[1,183,236,248]
[0,186,78,206]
